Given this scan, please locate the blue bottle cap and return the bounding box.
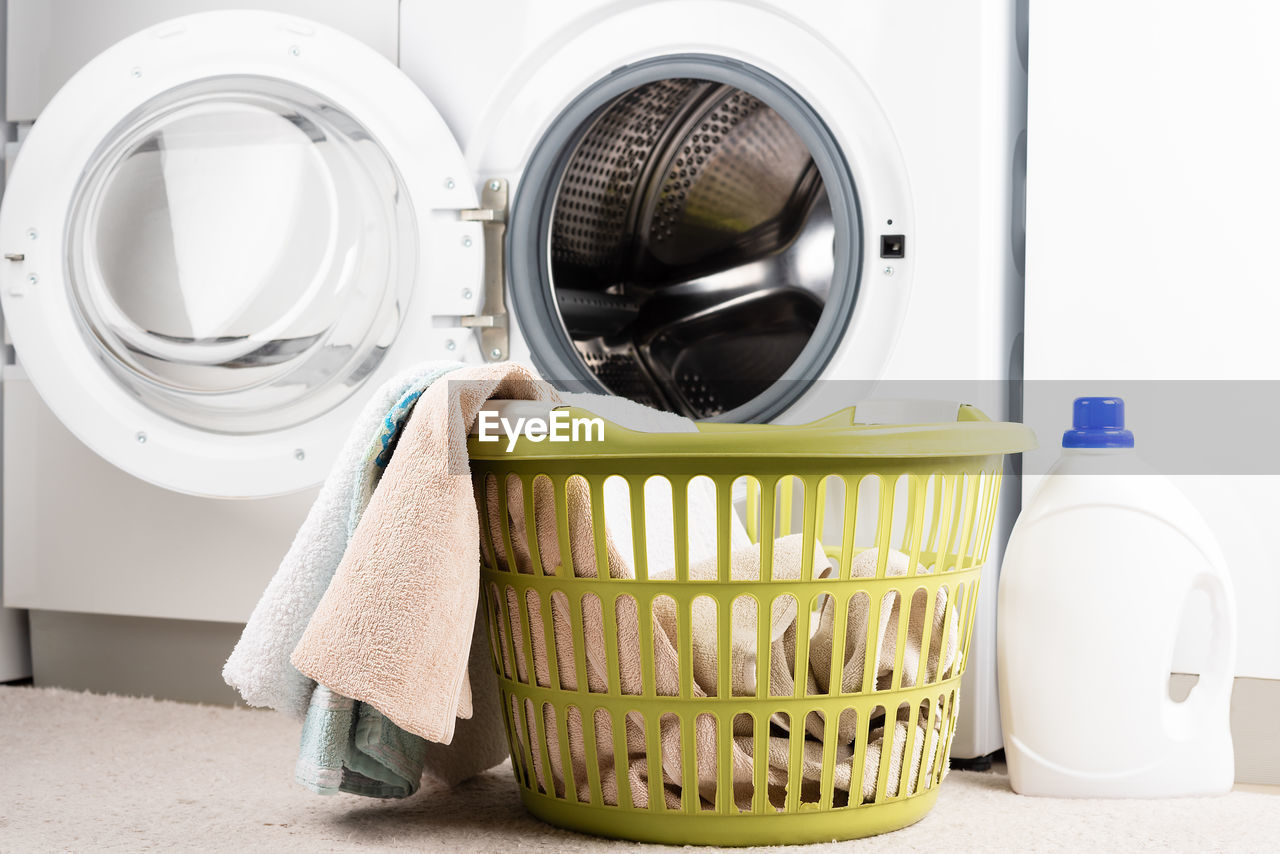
[1062,397,1134,448]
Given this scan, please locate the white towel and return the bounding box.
[223,361,463,717]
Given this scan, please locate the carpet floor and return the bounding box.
[0,685,1274,853]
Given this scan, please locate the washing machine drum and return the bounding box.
[538,78,847,421]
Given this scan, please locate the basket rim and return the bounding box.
[468,402,1036,461]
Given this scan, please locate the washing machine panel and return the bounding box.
[0,10,486,498]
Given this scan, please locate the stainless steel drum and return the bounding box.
[547,78,838,419]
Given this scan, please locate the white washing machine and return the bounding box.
[0,0,1025,757]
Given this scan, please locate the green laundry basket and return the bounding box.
[468,402,1034,846]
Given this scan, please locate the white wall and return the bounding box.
[1025,0,1280,679]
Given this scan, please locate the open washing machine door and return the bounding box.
[0,10,493,499]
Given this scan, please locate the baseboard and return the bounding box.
[26,612,1279,785]
[1170,673,1280,785]
[28,610,243,706]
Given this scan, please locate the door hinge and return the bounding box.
[459,179,509,362]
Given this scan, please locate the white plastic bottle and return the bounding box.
[998,397,1237,797]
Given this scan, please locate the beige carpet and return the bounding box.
[0,685,1274,853]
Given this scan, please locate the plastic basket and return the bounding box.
[468,401,1034,846]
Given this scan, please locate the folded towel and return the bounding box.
[290,363,557,744]
[223,362,462,717]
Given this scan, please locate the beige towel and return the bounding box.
[486,481,956,810]
[291,362,555,743]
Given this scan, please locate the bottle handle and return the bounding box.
[1167,568,1236,737]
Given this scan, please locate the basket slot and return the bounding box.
[838,592,868,694]
[899,474,929,573]
[637,593,656,698]
[601,592,622,696]
[586,476,611,580]
[742,476,760,545]
[622,710,645,808]
[678,597,695,700]
[556,702,579,803]
[936,690,957,786]
[976,469,1004,562]
[798,476,819,582]
[933,691,953,786]
[730,595,755,698]
[476,474,499,571]
[768,595,797,698]
[816,709,839,809]
[694,713,717,812]
[898,701,922,800]
[482,582,507,679]
[766,712,789,811]
[552,475,577,577]
[627,476,650,581]
[614,594,642,695]
[804,592,829,698]
[730,712,753,811]
[912,698,934,797]
[869,703,896,803]
[501,587,526,682]
[798,711,825,807]
[539,701,566,800]
[872,477,895,578]
[648,594,676,698]
[859,591,885,694]
[514,695,537,790]
[829,708,858,808]
[670,476,691,583]
[688,594,718,695]
[745,711,765,812]
[758,477,777,580]
[911,587,934,689]
[712,476,734,582]
[792,595,813,699]
[549,591,572,690]
[951,474,980,572]
[888,588,913,693]
[593,709,620,807]
[521,477,546,577]
[815,474,845,570]
[716,712,736,814]
[644,711,665,809]
[516,587,539,687]
[568,592,592,694]
[838,476,861,581]
[579,706,605,806]
[526,589,553,689]
[496,474,519,574]
[777,477,795,538]
[531,698,558,796]
[715,596,732,700]
[783,713,805,812]
[755,596,772,699]
[958,580,981,678]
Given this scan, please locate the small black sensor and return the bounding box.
[880,234,906,258]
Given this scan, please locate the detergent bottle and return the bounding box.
[997,397,1237,796]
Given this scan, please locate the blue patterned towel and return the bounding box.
[289,373,449,798]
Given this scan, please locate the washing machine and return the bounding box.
[0,0,1026,758]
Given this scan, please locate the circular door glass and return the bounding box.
[65,75,415,434]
